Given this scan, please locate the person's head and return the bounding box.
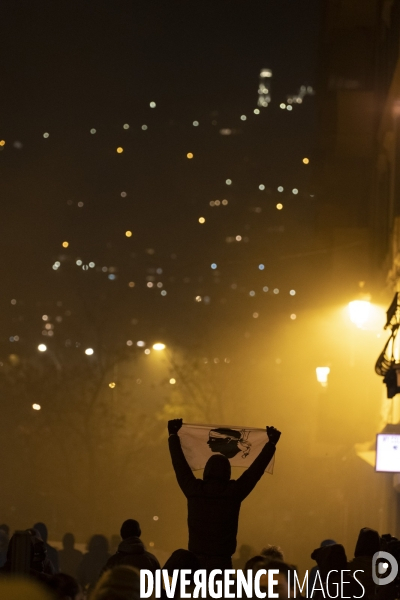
[311,543,347,579]
[203,454,231,482]
[62,533,75,550]
[244,554,269,573]
[33,522,48,543]
[88,534,109,556]
[261,544,284,561]
[7,529,47,573]
[354,527,380,558]
[163,549,201,585]
[207,428,242,458]
[120,519,141,540]
[0,524,10,537]
[260,559,290,599]
[90,565,140,600]
[0,529,8,552]
[48,573,84,600]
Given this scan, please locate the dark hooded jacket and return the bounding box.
[102,536,160,575]
[348,528,380,600]
[168,434,276,557]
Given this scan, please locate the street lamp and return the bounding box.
[316,366,330,387]
[152,343,166,351]
[348,300,371,329]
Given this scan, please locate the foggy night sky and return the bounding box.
[0,0,322,349]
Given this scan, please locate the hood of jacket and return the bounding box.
[354,527,380,557]
[203,454,231,482]
[117,536,145,555]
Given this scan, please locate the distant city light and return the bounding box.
[108,274,116,280]
[287,105,293,111]
[62,241,69,248]
[259,264,265,270]
[273,288,279,294]
[277,186,284,192]
[109,382,116,389]
[144,349,151,355]
[123,124,130,129]
[90,128,96,134]
[280,103,286,109]
[276,203,283,210]
[211,263,217,269]
[137,341,145,347]
[121,191,127,197]
[32,404,41,410]
[254,109,260,114]
[150,101,156,108]
[316,366,330,387]
[249,291,255,297]
[290,314,297,320]
[222,199,228,205]
[226,179,232,185]
[259,184,265,190]
[161,290,167,296]
[38,344,47,352]
[85,348,94,356]
[153,343,166,351]
[125,230,132,237]
[117,147,123,153]
[292,188,298,195]
[253,312,259,318]
[289,290,296,295]
[198,217,205,224]
[128,281,135,288]
[193,121,199,126]
[240,115,247,121]
[195,296,202,302]
[141,125,148,130]
[303,158,310,164]
[126,340,133,346]
[43,132,49,138]
[169,378,176,385]
[187,152,193,159]
[263,286,269,292]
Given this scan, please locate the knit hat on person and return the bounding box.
[120,519,141,540]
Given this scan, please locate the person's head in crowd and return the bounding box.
[260,559,290,599]
[88,534,109,557]
[311,543,347,580]
[203,454,231,482]
[260,544,284,561]
[90,565,140,600]
[0,577,54,600]
[163,549,201,588]
[120,520,141,540]
[4,529,48,575]
[320,539,336,548]
[62,533,75,551]
[354,527,380,557]
[33,522,48,544]
[244,554,269,573]
[0,524,10,537]
[48,572,84,600]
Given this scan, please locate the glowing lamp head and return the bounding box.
[348,300,371,328]
[152,343,166,351]
[85,348,94,356]
[38,344,47,352]
[316,367,330,387]
[32,404,41,411]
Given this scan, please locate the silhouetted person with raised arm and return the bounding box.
[168,419,280,571]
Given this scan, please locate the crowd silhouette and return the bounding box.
[0,424,397,599]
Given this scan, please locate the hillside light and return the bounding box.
[316,367,330,387]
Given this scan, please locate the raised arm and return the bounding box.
[235,426,281,501]
[168,419,197,497]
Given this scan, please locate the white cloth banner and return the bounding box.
[178,423,275,474]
